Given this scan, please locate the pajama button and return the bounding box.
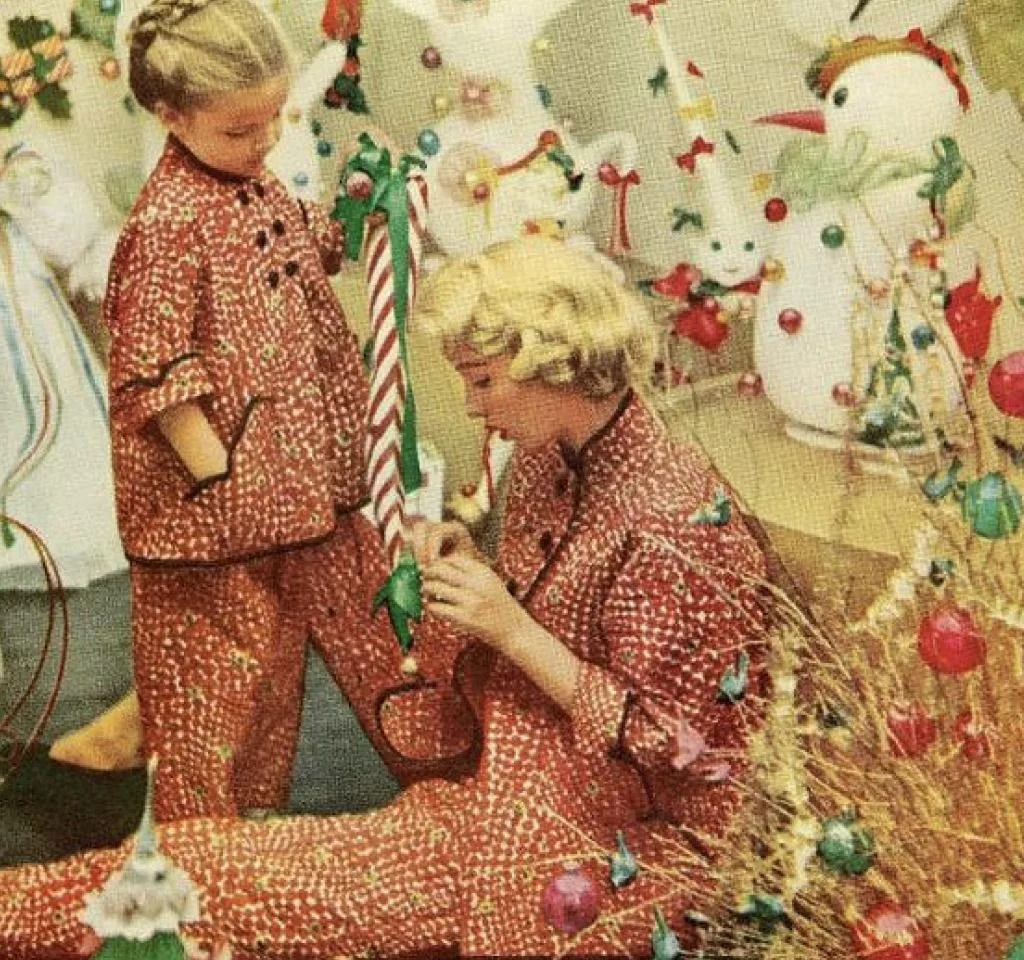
[256,230,268,249]
[268,270,280,288]
[253,182,266,199]
[236,189,250,205]
[272,219,285,236]
[284,260,299,276]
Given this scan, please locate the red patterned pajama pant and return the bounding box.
[132,512,395,822]
[0,779,465,959]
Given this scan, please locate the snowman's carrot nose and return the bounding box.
[756,110,826,134]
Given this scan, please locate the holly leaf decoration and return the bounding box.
[70,0,119,49]
[9,16,56,48]
[608,831,638,889]
[688,488,732,526]
[734,893,791,935]
[647,65,669,96]
[717,650,750,704]
[92,933,188,960]
[918,135,966,203]
[671,207,703,232]
[651,907,683,960]
[35,83,71,120]
[371,552,423,655]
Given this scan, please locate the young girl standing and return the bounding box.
[102,0,383,821]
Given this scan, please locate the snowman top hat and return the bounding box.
[806,28,970,110]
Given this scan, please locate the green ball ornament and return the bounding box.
[820,223,846,249]
[961,472,1023,540]
[1005,935,1024,960]
[817,812,876,875]
[416,128,441,156]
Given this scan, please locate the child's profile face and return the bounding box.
[159,72,290,179]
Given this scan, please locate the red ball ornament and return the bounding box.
[953,710,992,762]
[99,57,121,81]
[345,170,373,201]
[777,308,803,335]
[764,196,788,223]
[917,603,986,675]
[421,45,443,69]
[886,702,938,758]
[851,901,929,960]
[988,350,1024,418]
[471,182,491,202]
[541,864,601,935]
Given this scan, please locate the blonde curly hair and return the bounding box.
[415,235,655,398]
[127,0,292,113]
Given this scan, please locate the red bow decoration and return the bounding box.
[628,0,667,24]
[598,163,641,256]
[652,262,701,300]
[321,0,362,41]
[686,61,704,78]
[675,136,714,174]
[945,266,1002,361]
[730,277,763,295]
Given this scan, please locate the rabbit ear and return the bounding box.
[288,42,347,114]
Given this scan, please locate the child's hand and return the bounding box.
[408,518,480,568]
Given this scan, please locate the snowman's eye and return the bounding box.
[710,240,722,252]
[743,240,755,252]
[832,86,849,108]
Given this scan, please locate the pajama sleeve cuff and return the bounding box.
[111,353,215,433]
[571,660,632,759]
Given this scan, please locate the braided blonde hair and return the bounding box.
[128,0,292,113]
[415,235,655,398]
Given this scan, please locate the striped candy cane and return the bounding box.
[363,174,428,569]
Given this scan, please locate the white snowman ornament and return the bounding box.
[385,0,638,256]
[754,28,972,449]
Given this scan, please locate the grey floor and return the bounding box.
[0,571,399,866]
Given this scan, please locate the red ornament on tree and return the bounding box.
[652,262,700,300]
[764,197,788,223]
[944,266,1002,361]
[917,603,986,675]
[953,710,992,761]
[344,170,373,200]
[851,901,929,960]
[988,351,1024,418]
[541,864,601,935]
[886,702,938,758]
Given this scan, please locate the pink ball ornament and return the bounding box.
[851,901,929,960]
[737,371,763,398]
[541,864,601,935]
[421,45,443,69]
[471,182,491,203]
[988,351,1024,418]
[917,603,986,675]
[345,171,373,201]
[832,383,858,408]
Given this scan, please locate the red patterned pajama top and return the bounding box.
[103,135,368,564]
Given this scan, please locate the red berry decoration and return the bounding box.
[471,182,491,202]
[764,196,788,223]
[598,162,618,186]
[344,170,373,201]
[541,864,601,935]
[777,307,803,335]
[851,901,929,960]
[886,702,938,758]
[953,710,992,761]
[988,350,1024,418]
[917,603,986,675]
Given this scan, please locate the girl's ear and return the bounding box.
[153,101,187,132]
